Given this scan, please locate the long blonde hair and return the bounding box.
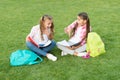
[40,15,54,40]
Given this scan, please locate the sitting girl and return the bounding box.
[57,12,91,58]
[26,15,57,61]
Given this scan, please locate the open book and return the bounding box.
[44,40,51,47]
[39,40,51,47]
[57,40,71,46]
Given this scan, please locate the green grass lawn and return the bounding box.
[0,0,120,80]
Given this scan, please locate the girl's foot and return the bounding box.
[75,52,90,59]
[82,53,90,59]
[76,52,87,57]
[46,53,57,61]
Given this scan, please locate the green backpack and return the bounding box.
[86,32,106,57]
[10,50,43,66]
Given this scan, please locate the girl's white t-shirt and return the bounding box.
[28,25,50,45]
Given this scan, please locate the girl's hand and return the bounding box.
[38,44,45,47]
[64,27,71,37]
[71,46,77,50]
[66,46,77,50]
[64,27,69,34]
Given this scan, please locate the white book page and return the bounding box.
[43,40,51,47]
[57,40,70,46]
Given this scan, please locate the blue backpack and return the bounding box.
[10,50,43,66]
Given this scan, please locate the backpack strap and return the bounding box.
[28,56,43,65]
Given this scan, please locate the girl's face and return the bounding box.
[43,19,52,28]
[77,16,86,26]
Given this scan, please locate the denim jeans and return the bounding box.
[26,40,56,56]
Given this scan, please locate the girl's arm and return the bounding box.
[26,27,35,41]
[67,44,81,50]
[26,26,39,47]
[64,20,77,37]
[29,27,36,38]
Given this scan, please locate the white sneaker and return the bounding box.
[77,52,87,57]
[61,51,68,56]
[47,53,57,61]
